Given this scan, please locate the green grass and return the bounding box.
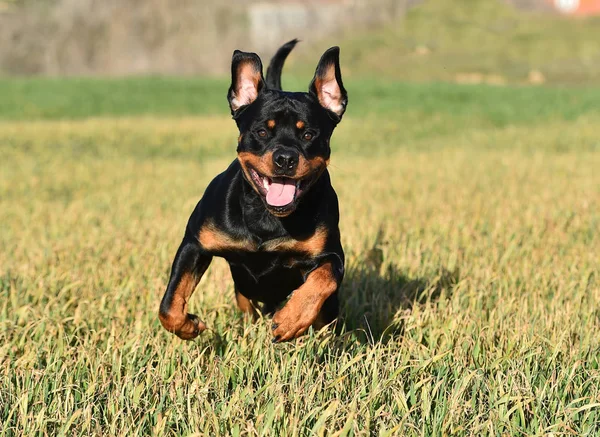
[1,78,600,435]
[0,77,229,120]
[296,0,600,84]
[2,76,600,126]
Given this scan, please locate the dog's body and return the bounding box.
[159,40,348,342]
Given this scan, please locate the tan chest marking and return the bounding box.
[262,227,328,257]
[198,223,257,252]
[198,223,327,257]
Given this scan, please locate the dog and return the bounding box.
[158,40,348,342]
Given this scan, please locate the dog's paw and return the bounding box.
[160,312,206,340]
[176,313,207,340]
[271,299,318,342]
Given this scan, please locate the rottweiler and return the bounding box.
[158,40,348,342]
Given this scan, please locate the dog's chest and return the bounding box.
[197,222,327,258]
[197,222,325,298]
[227,251,314,302]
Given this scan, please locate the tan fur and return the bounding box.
[296,156,328,180]
[264,226,328,256]
[158,265,209,339]
[272,262,337,340]
[238,151,329,182]
[199,221,327,257]
[235,290,259,319]
[198,222,256,252]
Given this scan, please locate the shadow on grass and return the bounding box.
[338,246,459,344]
[202,235,459,352]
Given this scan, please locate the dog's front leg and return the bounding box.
[159,236,212,340]
[272,260,341,342]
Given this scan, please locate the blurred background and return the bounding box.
[1,0,599,83]
[2,1,600,434]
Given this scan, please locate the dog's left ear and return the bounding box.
[309,47,348,121]
[228,50,265,114]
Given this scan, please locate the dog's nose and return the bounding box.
[272,148,299,173]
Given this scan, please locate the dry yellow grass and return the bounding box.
[1,111,599,435]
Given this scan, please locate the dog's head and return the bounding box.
[228,43,347,218]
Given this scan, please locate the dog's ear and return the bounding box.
[309,47,347,121]
[228,50,265,114]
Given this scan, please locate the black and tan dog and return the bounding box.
[158,40,347,342]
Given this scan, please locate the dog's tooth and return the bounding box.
[263,177,269,191]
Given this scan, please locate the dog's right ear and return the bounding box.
[228,50,265,115]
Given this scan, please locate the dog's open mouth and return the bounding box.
[249,167,313,211]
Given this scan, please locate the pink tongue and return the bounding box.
[266,178,296,207]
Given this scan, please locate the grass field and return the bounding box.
[298,0,600,85]
[1,77,600,436]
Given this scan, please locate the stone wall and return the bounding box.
[0,0,420,76]
[248,0,421,52]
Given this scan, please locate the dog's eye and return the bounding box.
[257,129,268,138]
[303,132,314,141]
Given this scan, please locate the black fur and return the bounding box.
[265,39,299,90]
[159,40,348,342]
